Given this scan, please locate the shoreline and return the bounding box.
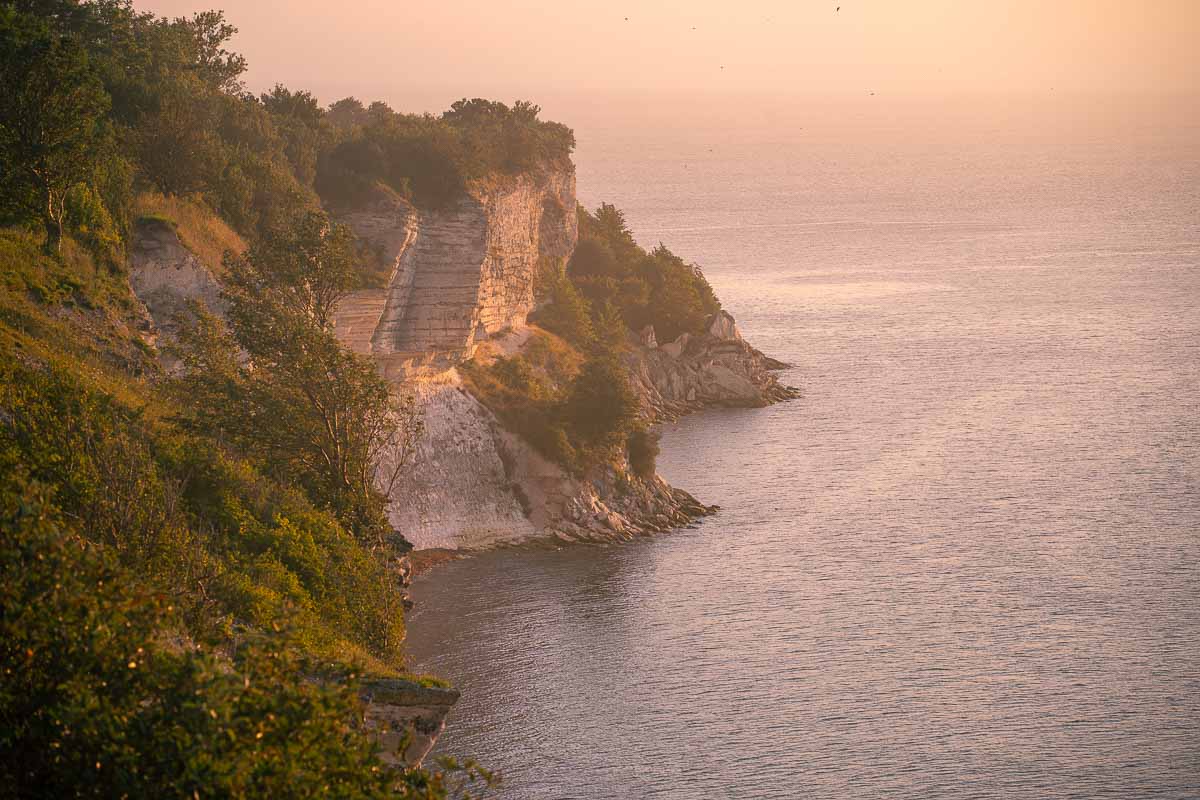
[404,380,799,577]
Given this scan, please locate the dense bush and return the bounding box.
[530,268,595,349]
[317,98,575,209]
[462,332,639,475]
[0,353,407,667]
[0,483,494,799]
[627,427,661,479]
[568,204,721,343]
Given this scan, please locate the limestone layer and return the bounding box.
[127,218,225,348]
[333,169,577,376]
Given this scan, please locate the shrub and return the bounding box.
[0,354,406,668]
[560,355,639,462]
[0,484,493,798]
[567,204,721,343]
[531,271,594,349]
[628,427,661,479]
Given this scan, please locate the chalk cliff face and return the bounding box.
[382,369,713,551]
[325,167,800,551]
[127,218,225,347]
[122,165,791,554]
[333,169,577,377]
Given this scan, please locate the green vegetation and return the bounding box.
[568,203,721,343]
[0,7,113,254]
[0,271,407,671]
[317,98,574,209]
[533,203,719,350]
[627,427,662,480]
[0,482,495,799]
[477,202,720,476]
[173,211,422,546]
[462,330,639,475]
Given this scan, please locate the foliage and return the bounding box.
[0,7,113,253]
[0,483,496,799]
[530,267,594,349]
[559,356,639,456]
[316,98,575,209]
[569,203,720,342]
[462,332,638,475]
[0,349,407,667]
[627,427,661,479]
[173,212,422,544]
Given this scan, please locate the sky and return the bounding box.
[134,0,1199,108]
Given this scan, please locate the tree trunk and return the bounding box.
[43,216,62,255]
[42,188,63,255]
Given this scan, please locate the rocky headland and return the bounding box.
[125,162,796,553]
[122,159,796,761]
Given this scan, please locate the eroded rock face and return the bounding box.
[383,372,540,550]
[359,679,460,767]
[386,369,713,551]
[127,218,224,347]
[333,169,577,376]
[625,311,800,421]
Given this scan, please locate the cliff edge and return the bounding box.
[332,169,576,377]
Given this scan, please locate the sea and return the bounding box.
[404,92,1200,799]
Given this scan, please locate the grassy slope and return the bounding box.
[0,227,415,677]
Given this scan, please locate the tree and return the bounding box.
[174,10,247,94]
[641,245,721,341]
[175,212,422,544]
[627,427,661,479]
[328,96,368,129]
[0,9,111,253]
[560,355,639,461]
[262,84,330,185]
[533,272,594,348]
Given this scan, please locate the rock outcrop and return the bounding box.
[332,169,576,378]
[625,310,799,421]
[360,678,460,767]
[127,218,225,347]
[384,369,713,551]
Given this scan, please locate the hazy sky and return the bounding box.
[136,0,1199,105]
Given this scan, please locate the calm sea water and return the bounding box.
[405,94,1200,799]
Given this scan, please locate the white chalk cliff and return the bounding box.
[327,166,794,551]
[126,164,793,553]
[332,170,576,378]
